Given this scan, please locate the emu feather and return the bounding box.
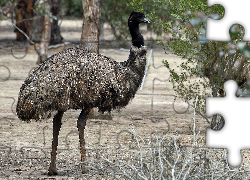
[17,46,147,120]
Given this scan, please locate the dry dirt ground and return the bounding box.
[1,20,250,179]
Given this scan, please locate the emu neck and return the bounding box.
[129,24,144,48]
[121,45,147,82]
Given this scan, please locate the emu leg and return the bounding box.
[48,110,64,175]
[77,109,89,174]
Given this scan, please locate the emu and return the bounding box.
[16,11,150,175]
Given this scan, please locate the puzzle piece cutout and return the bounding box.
[206,0,250,41]
[206,80,250,167]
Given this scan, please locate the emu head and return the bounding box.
[128,11,150,26]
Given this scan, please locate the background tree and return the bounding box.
[35,0,52,64]
[14,0,62,44]
[61,0,82,17]
[80,0,100,53]
[50,0,63,44]
[14,0,33,41]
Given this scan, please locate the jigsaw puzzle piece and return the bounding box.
[206,0,250,41]
[206,80,250,167]
[0,65,11,82]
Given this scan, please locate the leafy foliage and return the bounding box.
[0,0,14,19]
[99,0,169,41]
[35,0,57,22]
[100,1,134,41]
[61,0,83,18]
[129,0,250,126]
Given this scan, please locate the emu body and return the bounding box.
[17,46,147,120]
[16,11,149,175]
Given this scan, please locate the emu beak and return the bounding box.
[141,17,150,24]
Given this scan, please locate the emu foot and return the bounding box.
[48,167,63,176]
[81,166,88,174]
[82,170,88,174]
[48,167,58,176]
[48,168,67,176]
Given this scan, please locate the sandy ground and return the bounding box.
[1,20,250,179]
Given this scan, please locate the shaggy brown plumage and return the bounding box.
[16,11,150,175]
[16,46,147,120]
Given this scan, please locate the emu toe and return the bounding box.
[81,168,88,174]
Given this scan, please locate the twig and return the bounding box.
[183,96,199,179]
[1,12,35,45]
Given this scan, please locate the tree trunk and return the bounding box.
[15,0,33,41]
[50,0,63,45]
[79,0,100,53]
[15,0,63,44]
[36,1,51,64]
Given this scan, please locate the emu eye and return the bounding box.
[137,17,140,20]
